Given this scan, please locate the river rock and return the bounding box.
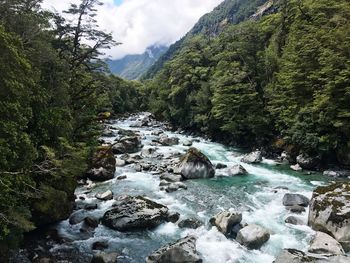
[290,164,303,171]
[87,146,116,181]
[227,165,248,176]
[178,218,203,229]
[283,193,310,207]
[146,236,202,263]
[323,170,350,178]
[210,211,242,236]
[285,205,306,213]
[167,212,180,223]
[142,147,158,157]
[101,196,169,231]
[112,136,142,154]
[296,154,320,170]
[160,173,182,182]
[274,248,349,263]
[115,158,126,167]
[308,231,345,255]
[69,209,87,225]
[85,203,98,210]
[165,182,187,193]
[84,216,99,228]
[216,163,227,169]
[183,140,193,147]
[236,224,270,249]
[95,190,113,201]
[91,252,119,263]
[285,216,304,225]
[176,148,215,179]
[241,151,263,164]
[308,182,350,252]
[159,136,179,146]
[92,240,109,250]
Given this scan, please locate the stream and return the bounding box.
[55,113,330,263]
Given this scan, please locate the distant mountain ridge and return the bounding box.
[142,0,269,79]
[106,45,168,80]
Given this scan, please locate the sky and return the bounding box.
[41,0,224,60]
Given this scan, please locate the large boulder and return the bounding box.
[101,196,169,231]
[112,136,142,154]
[308,182,350,252]
[285,216,304,225]
[146,236,202,263]
[308,231,345,255]
[241,151,263,164]
[236,224,270,249]
[283,193,310,207]
[296,154,320,170]
[210,211,242,236]
[87,146,116,181]
[176,148,215,179]
[274,249,349,263]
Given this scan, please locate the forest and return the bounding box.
[0,0,140,255]
[143,0,350,166]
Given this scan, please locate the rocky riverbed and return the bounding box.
[11,113,350,263]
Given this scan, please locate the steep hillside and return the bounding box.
[142,0,269,79]
[142,0,350,168]
[107,45,167,80]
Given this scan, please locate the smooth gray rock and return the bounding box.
[176,148,215,179]
[159,136,179,146]
[101,196,169,231]
[210,211,242,236]
[274,249,349,263]
[160,173,182,182]
[285,216,304,225]
[241,151,262,164]
[146,236,202,263]
[227,165,248,176]
[308,231,345,255]
[308,182,350,252]
[283,193,310,207]
[236,224,270,249]
[95,190,113,201]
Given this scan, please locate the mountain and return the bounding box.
[106,45,168,80]
[142,0,271,79]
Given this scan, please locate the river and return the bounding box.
[55,113,330,263]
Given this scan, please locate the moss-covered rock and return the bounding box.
[31,185,74,226]
[87,146,116,181]
[308,182,350,252]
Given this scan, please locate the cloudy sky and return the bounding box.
[42,0,224,59]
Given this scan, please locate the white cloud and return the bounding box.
[41,0,224,59]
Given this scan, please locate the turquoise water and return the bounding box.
[56,113,330,263]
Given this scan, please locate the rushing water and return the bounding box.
[55,113,330,263]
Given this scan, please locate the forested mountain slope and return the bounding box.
[142,0,270,79]
[106,45,167,80]
[142,0,350,168]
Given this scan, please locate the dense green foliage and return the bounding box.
[145,0,350,164]
[0,0,140,253]
[143,0,269,79]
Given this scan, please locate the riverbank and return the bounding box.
[9,113,349,263]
